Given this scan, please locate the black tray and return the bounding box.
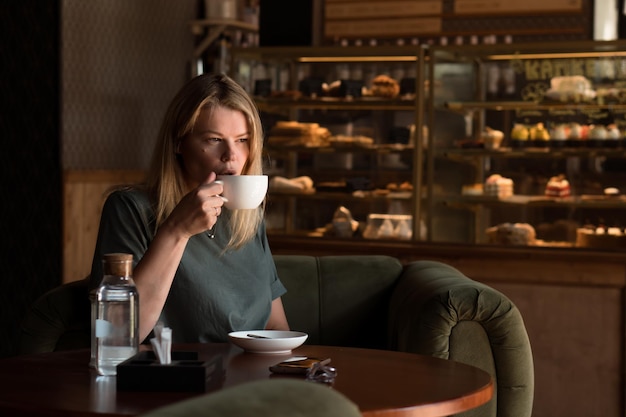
[116,351,223,392]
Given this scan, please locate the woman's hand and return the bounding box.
[163,172,225,239]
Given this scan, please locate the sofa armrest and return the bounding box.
[388,260,534,417]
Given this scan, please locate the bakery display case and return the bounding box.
[425,40,626,251]
[229,45,428,241]
[227,41,626,253]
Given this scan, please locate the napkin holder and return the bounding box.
[117,351,223,392]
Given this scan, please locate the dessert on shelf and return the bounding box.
[588,124,607,147]
[588,124,620,148]
[510,123,530,148]
[606,124,621,147]
[529,122,550,147]
[576,225,626,249]
[566,122,587,147]
[362,214,415,241]
[506,121,626,149]
[544,174,571,197]
[484,174,513,198]
[549,124,568,147]
[481,127,504,150]
[545,75,596,102]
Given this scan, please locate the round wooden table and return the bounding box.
[0,344,493,417]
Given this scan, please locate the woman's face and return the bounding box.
[178,105,250,187]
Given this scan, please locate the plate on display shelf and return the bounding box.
[228,330,308,354]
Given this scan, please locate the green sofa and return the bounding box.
[20,255,534,417]
[137,379,362,417]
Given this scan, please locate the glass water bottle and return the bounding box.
[95,253,139,376]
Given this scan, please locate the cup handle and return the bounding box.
[212,180,228,202]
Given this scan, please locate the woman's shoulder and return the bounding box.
[104,185,151,209]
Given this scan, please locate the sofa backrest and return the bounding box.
[274,255,403,349]
[19,255,404,354]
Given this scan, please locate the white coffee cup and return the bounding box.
[216,175,268,210]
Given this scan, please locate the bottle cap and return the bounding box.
[103,253,133,276]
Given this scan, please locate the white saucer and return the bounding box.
[228,330,308,354]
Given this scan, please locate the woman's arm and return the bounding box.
[132,173,225,341]
[266,298,290,331]
[132,224,189,341]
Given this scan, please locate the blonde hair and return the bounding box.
[146,73,265,250]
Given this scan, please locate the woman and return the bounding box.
[89,73,289,343]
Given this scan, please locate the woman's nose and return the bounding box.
[221,143,238,162]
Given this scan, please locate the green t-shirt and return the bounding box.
[89,189,286,343]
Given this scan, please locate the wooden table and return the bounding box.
[0,344,493,417]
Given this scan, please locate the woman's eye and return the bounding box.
[205,137,221,143]
[237,137,249,143]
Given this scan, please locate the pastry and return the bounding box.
[268,121,331,147]
[269,176,315,194]
[486,223,536,245]
[371,75,400,98]
[462,183,484,195]
[386,183,399,191]
[398,181,413,191]
[328,134,374,146]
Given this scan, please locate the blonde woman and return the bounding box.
[90,73,289,343]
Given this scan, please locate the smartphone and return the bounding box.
[269,357,331,375]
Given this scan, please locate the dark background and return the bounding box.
[0,1,62,358]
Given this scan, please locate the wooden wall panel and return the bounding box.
[63,170,145,283]
[487,282,624,417]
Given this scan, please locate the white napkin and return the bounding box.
[150,323,172,365]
